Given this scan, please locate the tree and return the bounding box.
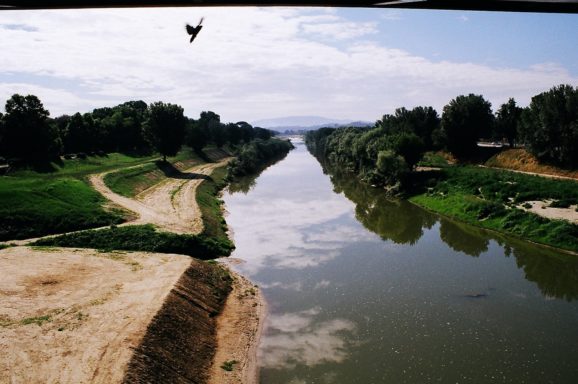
[441,94,494,160]
[495,98,522,147]
[0,94,60,162]
[519,84,578,168]
[143,102,186,162]
[198,111,226,147]
[185,118,208,154]
[389,132,425,170]
[377,106,440,149]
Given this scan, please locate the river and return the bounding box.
[222,140,578,384]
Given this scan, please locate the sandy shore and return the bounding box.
[1,158,266,383]
[0,246,191,384]
[209,264,266,384]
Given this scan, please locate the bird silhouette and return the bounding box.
[186,17,204,43]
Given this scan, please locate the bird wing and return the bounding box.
[186,24,195,35]
[198,17,204,26]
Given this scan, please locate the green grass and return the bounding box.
[11,152,158,179]
[21,315,52,326]
[103,150,203,197]
[103,162,159,197]
[0,177,124,240]
[410,166,578,252]
[418,151,451,167]
[220,360,239,371]
[32,224,234,259]
[197,166,232,243]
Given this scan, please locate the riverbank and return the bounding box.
[409,166,578,253]
[0,246,191,383]
[209,264,266,384]
[1,151,268,382]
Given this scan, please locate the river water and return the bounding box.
[222,141,578,384]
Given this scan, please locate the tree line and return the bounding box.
[0,94,277,164]
[306,84,578,189]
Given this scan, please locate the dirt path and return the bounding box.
[0,246,191,384]
[90,159,230,235]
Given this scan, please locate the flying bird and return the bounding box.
[186,17,204,43]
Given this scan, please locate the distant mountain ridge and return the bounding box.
[252,115,373,132]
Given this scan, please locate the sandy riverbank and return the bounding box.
[0,246,191,384]
[0,246,266,384]
[209,264,266,384]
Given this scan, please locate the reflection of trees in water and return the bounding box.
[323,162,578,301]
[327,165,436,245]
[439,219,490,257]
[227,173,257,194]
[513,245,578,302]
[227,152,291,194]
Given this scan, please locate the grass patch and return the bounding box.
[0,177,124,240]
[418,151,452,167]
[103,150,202,197]
[21,315,52,326]
[32,224,234,259]
[410,166,578,252]
[220,360,239,371]
[103,162,159,197]
[197,166,233,244]
[10,152,158,179]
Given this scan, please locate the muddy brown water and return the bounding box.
[223,141,578,384]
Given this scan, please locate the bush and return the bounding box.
[32,224,234,259]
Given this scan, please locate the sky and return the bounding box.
[0,6,577,125]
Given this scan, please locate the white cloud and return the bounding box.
[259,307,357,369]
[0,7,576,121]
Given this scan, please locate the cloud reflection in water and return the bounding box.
[259,307,358,370]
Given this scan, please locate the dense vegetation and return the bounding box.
[410,167,578,252]
[33,224,233,259]
[0,94,279,167]
[306,84,578,188]
[306,83,578,252]
[227,138,294,177]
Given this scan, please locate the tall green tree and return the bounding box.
[519,84,578,168]
[144,102,186,162]
[377,106,440,149]
[441,94,494,160]
[0,94,60,161]
[198,111,226,147]
[185,118,208,154]
[495,98,522,147]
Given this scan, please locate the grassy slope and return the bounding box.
[103,151,204,197]
[410,166,578,252]
[0,152,193,241]
[0,177,125,241]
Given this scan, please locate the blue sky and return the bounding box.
[0,7,576,124]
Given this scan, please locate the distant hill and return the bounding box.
[252,115,373,132]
